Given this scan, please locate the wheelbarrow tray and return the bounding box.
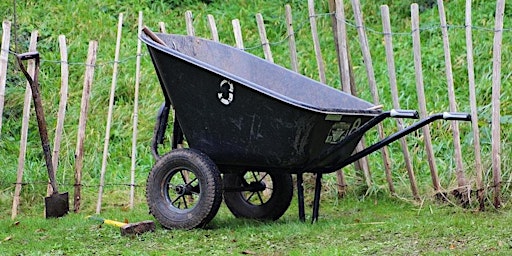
[141,31,472,228]
[142,33,384,174]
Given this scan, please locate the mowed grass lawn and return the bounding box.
[1,194,512,255]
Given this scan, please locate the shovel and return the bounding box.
[17,52,69,218]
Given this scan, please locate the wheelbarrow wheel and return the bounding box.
[146,148,222,229]
[223,172,293,221]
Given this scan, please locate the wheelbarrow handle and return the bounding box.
[338,112,471,169]
[390,109,419,119]
[443,112,471,121]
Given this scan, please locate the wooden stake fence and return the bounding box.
[437,0,469,204]
[491,0,505,208]
[464,0,485,210]
[330,0,351,196]
[307,0,326,85]
[11,30,38,219]
[207,14,219,42]
[285,5,299,73]
[256,13,273,63]
[130,11,143,210]
[47,35,69,196]
[185,11,195,37]
[350,0,398,197]
[4,0,509,215]
[74,41,98,213]
[0,21,10,136]
[97,13,123,214]
[380,5,414,197]
[411,4,442,197]
[232,19,244,50]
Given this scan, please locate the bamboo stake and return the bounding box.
[11,30,38,220]
[232,19,244,50]
[307,0,326,84]
[351,0,397,196]
[411,4,441,195]
[465,0,484,210]
[437,0,468,205]
[74,41,98,213]
[207,14,219,42]
[285,5,299,73]
[256,13,274,63]
[130,11,143,210]
[97,13,123,214]
[381,5,415,196]
[185,11,195,37]
[491,0,505,209]
[0,21,11,135]
[46,35,69,196]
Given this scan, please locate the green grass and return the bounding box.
[2,194,512,255]
[1,0,512,254]
[1,0,509,205]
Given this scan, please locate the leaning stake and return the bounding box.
[74,41,98,213]
[11,30,38,220]
[97,13,123,214]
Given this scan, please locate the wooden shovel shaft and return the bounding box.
[16,52,59,194]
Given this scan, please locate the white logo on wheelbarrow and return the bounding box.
[217,80,234,105]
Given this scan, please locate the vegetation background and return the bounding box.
[0,0,511,254]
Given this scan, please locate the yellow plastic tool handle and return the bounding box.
[87,215,126,227]
[103,219,127,228]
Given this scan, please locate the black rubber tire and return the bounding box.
[223,172,293,221]
[146,148,222,229]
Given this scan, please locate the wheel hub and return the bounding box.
[174,184,198,196]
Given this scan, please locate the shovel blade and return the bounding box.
[45,192,69,218]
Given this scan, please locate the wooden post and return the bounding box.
[437,0,469,205]
[333,0,370,189]
[0,21,11,135]
[130,11,143,210]
[329,0,352,197]
[97,13,123,214]
[74,41,98,213]
[232,19,244,50]
[350,0,397,196]
[411,4,441,197]
[207,14,219,42]
[307,0,326,84]
[491,0,505,209]
[465,0,484,210]
[256,13,274,63]
[185,11,195,37]
[158,22,166,34]
[381,5,416,197]
[47,35,69,196]
[285,5,299,73]
[11,30,38,220]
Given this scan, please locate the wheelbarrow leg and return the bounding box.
[296,173,305,222]
[312,173,322,223]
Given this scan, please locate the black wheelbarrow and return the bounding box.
[140,28,471,229]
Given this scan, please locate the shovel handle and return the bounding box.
[16,52,59,194]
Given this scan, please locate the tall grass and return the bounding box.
[0,0,510,217]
